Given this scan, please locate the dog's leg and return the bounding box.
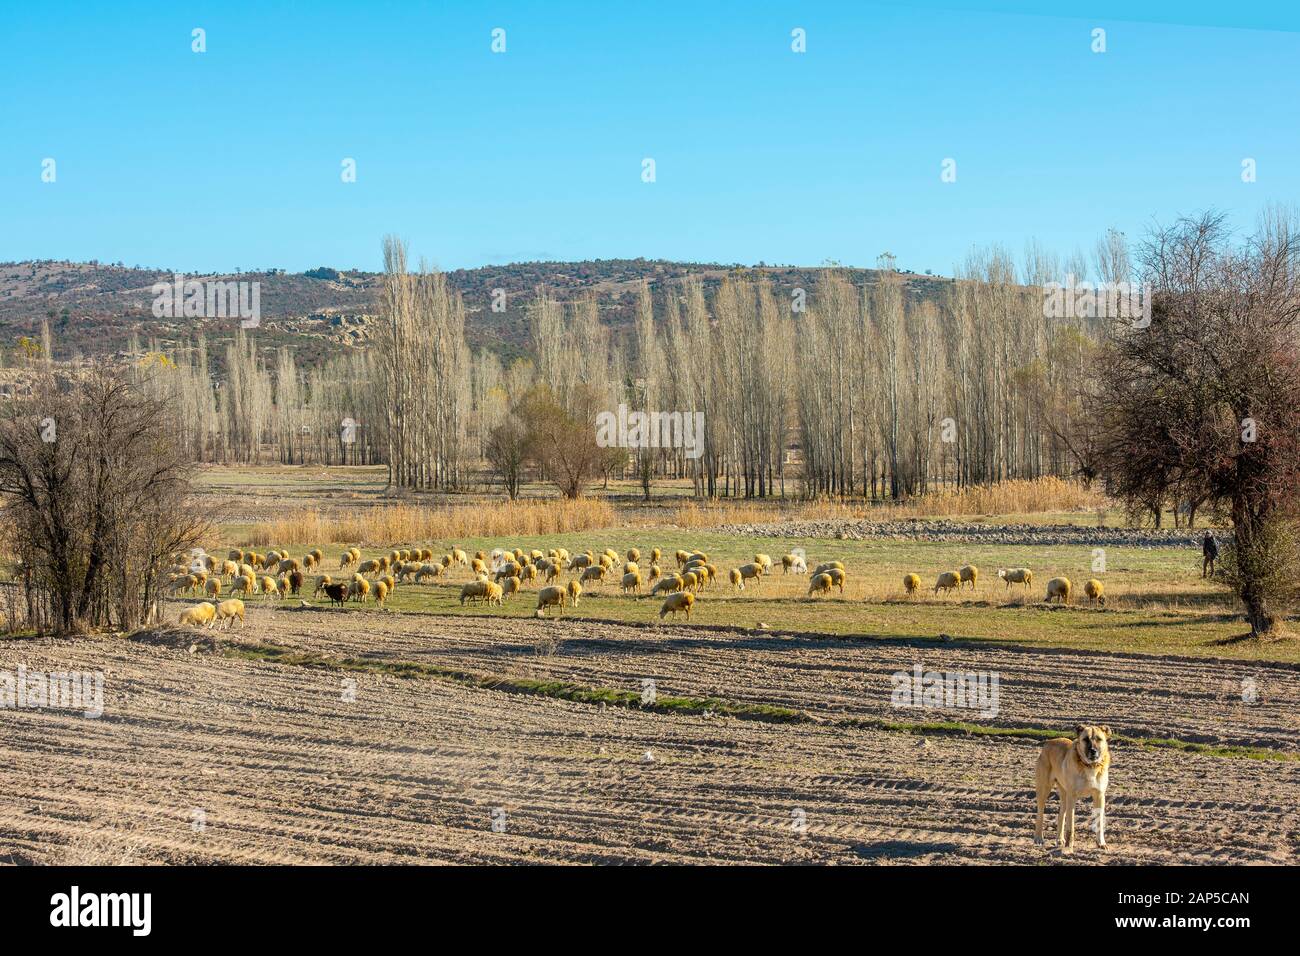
[1060,793,1075,853]
[1095,791,1106,848]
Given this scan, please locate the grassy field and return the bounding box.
[192,525,1299,664]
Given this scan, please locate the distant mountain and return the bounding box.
[0,258,951,366]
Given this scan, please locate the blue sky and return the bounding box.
[2,1,1297,276]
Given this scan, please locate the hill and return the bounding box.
[0,258,952,367]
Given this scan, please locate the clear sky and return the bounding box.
[2,1,1297,276]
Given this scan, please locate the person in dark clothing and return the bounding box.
[1202,532,1219,578]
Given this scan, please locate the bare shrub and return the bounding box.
[0,367,209,633]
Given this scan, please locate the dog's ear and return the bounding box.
[1074,724,1088,738]
[1099,725,1111,738]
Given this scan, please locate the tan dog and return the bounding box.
[1035,724,1111,852]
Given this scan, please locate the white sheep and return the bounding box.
[997,568,1033,590]
[1045,577,1072,604]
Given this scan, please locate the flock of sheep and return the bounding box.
[168,543,1105,630]
[912,565,1104,606]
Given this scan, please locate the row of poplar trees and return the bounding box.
[124,236,1119,498]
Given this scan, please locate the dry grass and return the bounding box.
[244,498,618,547]
[672,477,1106,528]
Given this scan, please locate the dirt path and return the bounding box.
[1,618,1296,865]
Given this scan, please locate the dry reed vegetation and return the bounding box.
[246,498,617,546]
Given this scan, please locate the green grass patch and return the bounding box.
[221,640,805,723]
[218,639,1296,761]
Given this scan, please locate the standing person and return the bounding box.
[1202,532,1219,578]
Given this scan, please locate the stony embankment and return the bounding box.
[712,518,1215,548]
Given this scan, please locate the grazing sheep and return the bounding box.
[675,549,691,567]
[812,561,844,576]
[451,548,468,566]
[650,547,661,564]
[379,573,396,593]
[649,564,662,583]
[808,572,833,597]
[543,562,560,584]
[959,564,979,590]
[232,574,255,597]
[536,585,567,618]
[419,548,433,561]
[340,551,356,570]
[460,581,490,605]
[313,574,333,597]
[264,550,281,566]
[624,561,639,575]
[471,558,488,576]
[259,575,280,598]
[374,581,390,605]
[934,571,962,596]
[621,570,642,594]
[728,568,743,590]
[358,559,380,575]
[311,548,324,565]
[324,582,349,606]
[659,591,695,621]
[555,548,570,565]
[440,554,454,569]
[494,561,521,581]
[239,563,257,580]
[681,571,700,592]
[567,579,582,606]
[349,578,371,603]
[414,563,442,583]
[179,602,217,627]
[903,573,922,596]
[997,568,1033,590]
[215,599,245,629]
[652,574,685,596]
[580,565,606,586]
[221,560,239,580]
[1084,579,1105,606]
[568,553,593,571]
[1045,577,1072,604]
[501,576,522,600]
[626,548,640,564]
[206,578,222,599]
[484,581,504,606]
[754,553,774,573]
[734,563,764,589]
[825,567,846,594]
[521,564,538,584]
[228,549,243,562]
[782,553,807,574]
